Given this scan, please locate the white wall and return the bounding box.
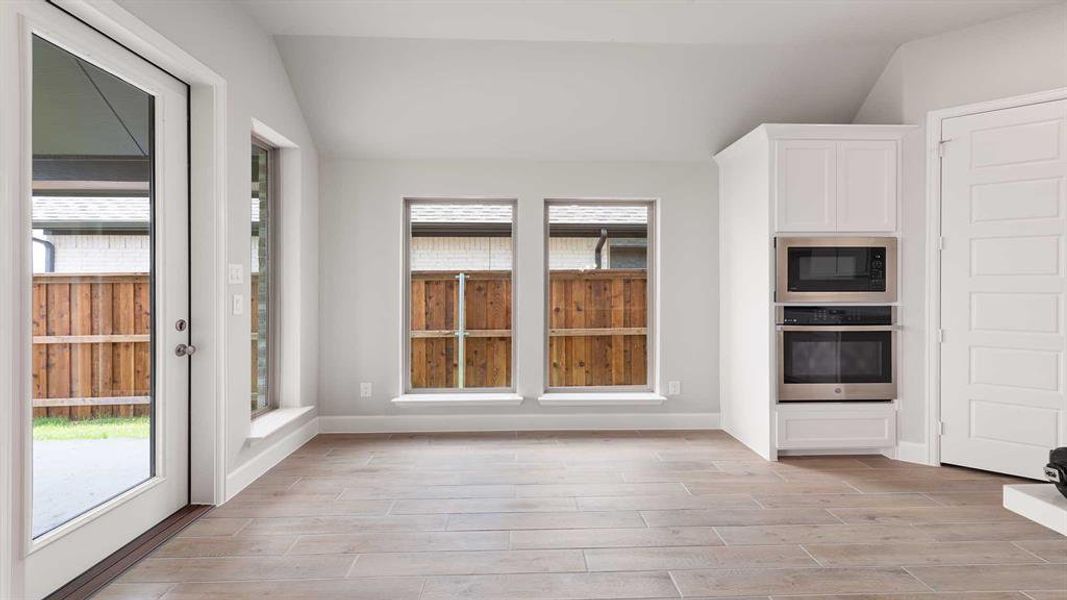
[319,159,718,419]
[853,3,1067,445]
[115,0,320,474]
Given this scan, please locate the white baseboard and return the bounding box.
[779,448,885,456]
[319,412,720,434]
[891,440,932,466]
[225,416,319,502]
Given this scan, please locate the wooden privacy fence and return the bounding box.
[549,269,648,387]
[32,273,151,420]
[410,271,512,389]
[408,268,648,389]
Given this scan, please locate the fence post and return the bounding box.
[455,272,467,389]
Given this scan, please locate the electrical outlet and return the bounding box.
[667,380,681,396]
[232,294,244,315]
[360,382,373,398]
[227,263,244,285]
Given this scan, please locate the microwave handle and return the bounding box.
[775,325,901,332]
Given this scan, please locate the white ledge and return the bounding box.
[392,393,524,407]
[1004,483,1067,536]
[248,406,315,444]
[537,392,667,407]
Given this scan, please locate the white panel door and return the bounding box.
[19,4,190,598]
[837,140,897,232]
[940,99,1067,479]
[775,140,837,232]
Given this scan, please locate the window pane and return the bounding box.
[408,202,513,390]
[251,143,271,413]
[31,35,155,537]
[547,203,650,388]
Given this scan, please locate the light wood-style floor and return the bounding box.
[99,430,1066,599]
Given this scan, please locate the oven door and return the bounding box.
[777,325,896,401]
[776,238,897,303]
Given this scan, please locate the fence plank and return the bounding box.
[33,396,150,408]
[46,283,72,418]
[70,283,94,419]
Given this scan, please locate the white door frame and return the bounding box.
[0,1,229,597]
[924,86,1067,469]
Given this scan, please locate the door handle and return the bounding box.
[175,343,197,357]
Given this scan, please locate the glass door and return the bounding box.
[21,7,189,598]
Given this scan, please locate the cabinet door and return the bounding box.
[836,140,897,232]
[775,140,837,232]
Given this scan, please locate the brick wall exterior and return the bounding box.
[410,237,604,271]
[45,234,150,273]
[35,235,612,274]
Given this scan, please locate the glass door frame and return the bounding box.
[4,4,191,597]
[1,1,233,597]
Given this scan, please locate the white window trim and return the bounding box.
[543,198,658,394]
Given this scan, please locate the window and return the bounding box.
[545,200,654,390]
[404,199,516,392]
[251,139,275,415]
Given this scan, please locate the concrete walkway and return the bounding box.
[32,438,150,537]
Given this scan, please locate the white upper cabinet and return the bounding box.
[836,140,897,232]
[776,140,837,232]
[775,137,898,233]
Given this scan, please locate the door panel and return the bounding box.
[21,6,189,598]
[836,140,897,232]
[775,140,837,232]
[940,98,1067,480]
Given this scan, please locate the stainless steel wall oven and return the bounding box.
[776,237,897,303]
[777,306,897,402]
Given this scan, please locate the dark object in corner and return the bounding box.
[1046,447,1067,499]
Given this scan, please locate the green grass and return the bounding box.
[33,417,150,441]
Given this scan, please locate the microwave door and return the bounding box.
[789,247,877,292]
[775,237,897,303]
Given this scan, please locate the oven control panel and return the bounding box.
[780,306,893,326]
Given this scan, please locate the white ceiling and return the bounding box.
[245,1,1057,161]
[240,1,1054,46]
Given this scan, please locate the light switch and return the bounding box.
[228,264,244,285]
[232,294,244,315]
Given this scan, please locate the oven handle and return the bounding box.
[775,325,901,332]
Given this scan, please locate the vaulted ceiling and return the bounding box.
[237,0,1056,161]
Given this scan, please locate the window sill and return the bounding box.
[537,392,667,407]
[248,406,314,444]
[391,393,524,407]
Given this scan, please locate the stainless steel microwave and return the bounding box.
[775,237,897,303]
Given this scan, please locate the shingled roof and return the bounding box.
[410,203,647,224]
[32,196,260,229]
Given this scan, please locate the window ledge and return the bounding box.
[537,392,667,407]
[248,406,314,443]
[392,393,524,407]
